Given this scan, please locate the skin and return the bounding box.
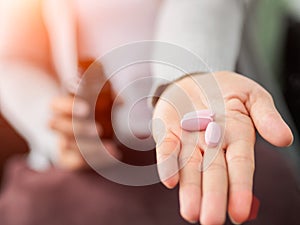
[152,71,293,225]
[49,95,119,170]
[50,71,293,225]
[49,65,119,170]
[2,1,292,224]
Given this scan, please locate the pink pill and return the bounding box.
[181,110,214,131]
[183,109,215,119]
[205,122,221,147]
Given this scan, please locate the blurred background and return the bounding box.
[238,0,300,133]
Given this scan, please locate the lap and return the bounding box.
[0,155,188,225]
[0,139,299,225]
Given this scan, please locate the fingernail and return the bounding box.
[188,220,198,224]
[287,133,294,147]
[73,100,89,117]
[229,215,241,225]
[180,207,198,224]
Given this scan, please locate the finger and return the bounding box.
[152,77,206,189]
[156,130,180,189]
[58,150,86,170]
[58,135,86,170]
[179,132,202,223]
[51,96,90,118]
[226,140,255,224]
[49,117,101,137]
[59,134,99,155]
[76,138,120,164]
[59,134,78,152]
[59,134,120,167]
[152,99,182,189]
[248,87,293,147]
[200,150,227,225]
[224,111,255,224]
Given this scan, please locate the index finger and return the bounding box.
[152,77,207,186]
[152,100,182,188]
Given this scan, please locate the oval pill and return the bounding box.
[205,122,221,147]
[183,109,215,119]
[181,116,213,131]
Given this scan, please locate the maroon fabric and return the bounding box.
[0,156,190,225]
[0,139,299,225]
[241,140,300,225]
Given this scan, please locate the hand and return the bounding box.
[49,95,119,171]
[152,71,293,224]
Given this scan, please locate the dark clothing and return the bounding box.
[0,139,299,225]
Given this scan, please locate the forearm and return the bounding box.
[0,62,60,169]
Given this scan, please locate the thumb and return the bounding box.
[248,87,293,147]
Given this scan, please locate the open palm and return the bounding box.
[152,71,293,225]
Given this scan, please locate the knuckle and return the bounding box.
[256,86,274,103]
[180,181,200,189]
[227,154,255,171]
[157,151,178,162]
[157,133,181,149]
[206,161,227,172]
[179,151,202,166]
[157,146,179,157]
[156,133,181,162]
